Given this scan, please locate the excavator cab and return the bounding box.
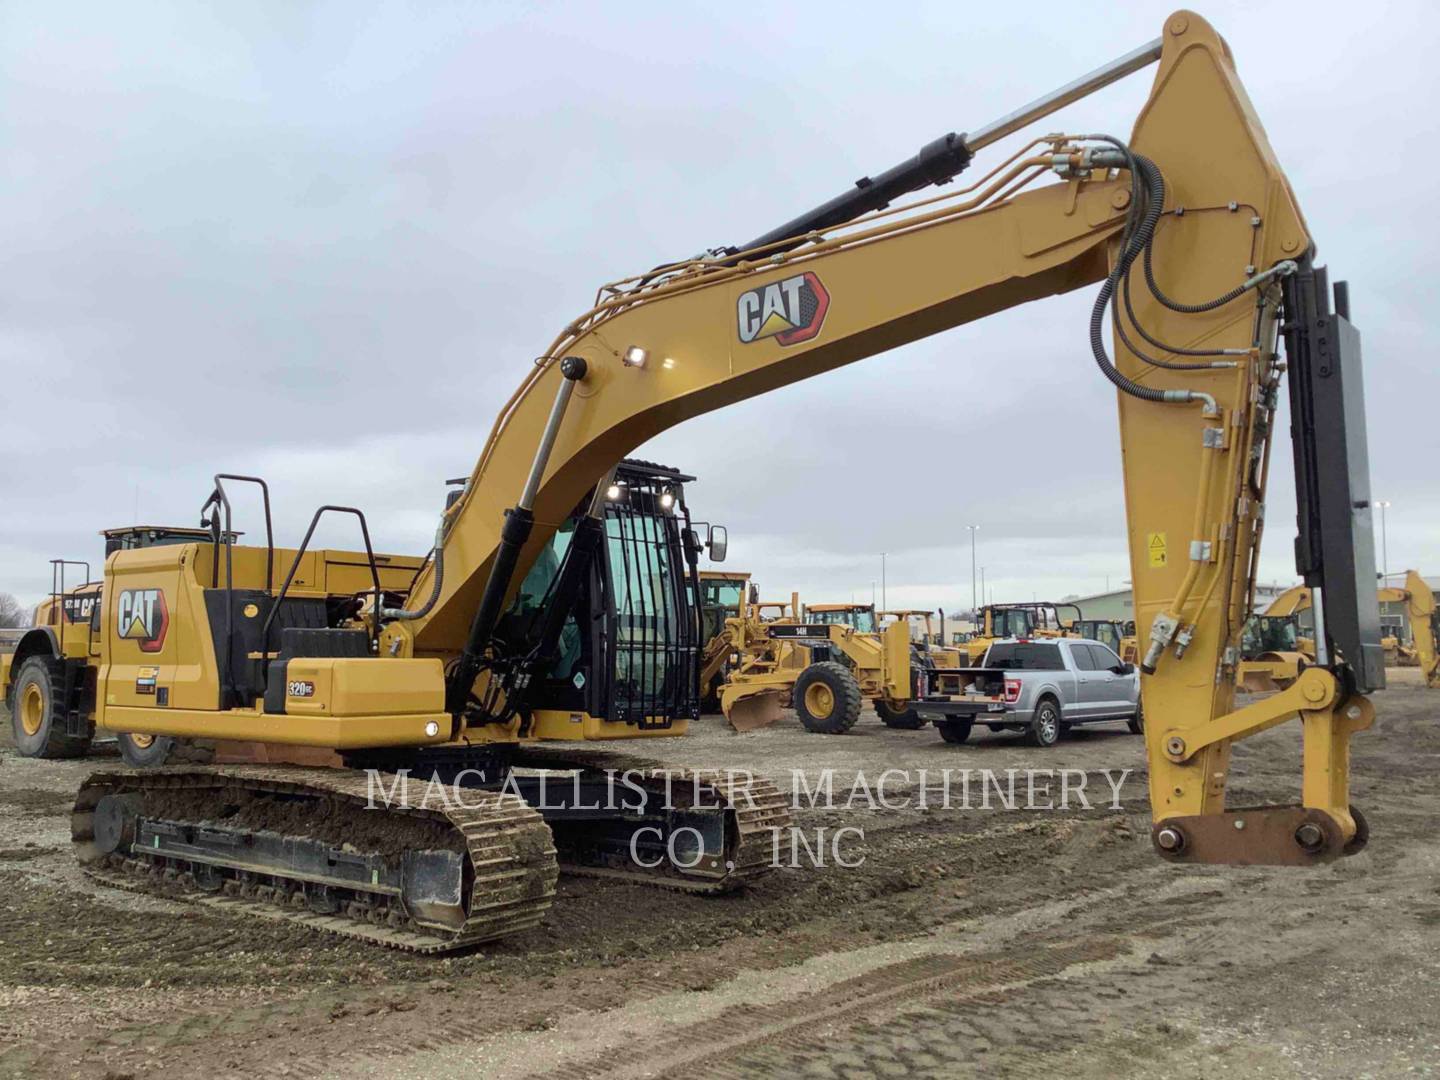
[697,571,750,650]
[1242,614,1301,658]
[499,459,705,728]
[804,604,879,633]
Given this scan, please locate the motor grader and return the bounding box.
[719,609,929,733]
[58,10,1386,954]
[696,569,752,708]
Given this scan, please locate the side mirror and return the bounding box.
[707,525,728,563]
[1114,662,1136,676]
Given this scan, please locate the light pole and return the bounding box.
[981,566,986,607]
[881,552,887,610]
[1376,500,1391,584]
[966,525,980,615]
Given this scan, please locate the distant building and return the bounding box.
[1067,582,1297,623]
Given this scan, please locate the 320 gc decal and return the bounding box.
[736,272,829,346]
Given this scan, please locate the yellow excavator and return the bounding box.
[65,10,1383,953]
[1377,572,1437,684]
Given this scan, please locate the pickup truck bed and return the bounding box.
[917,637,1141,747]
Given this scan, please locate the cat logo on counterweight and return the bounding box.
[737,272,830,346]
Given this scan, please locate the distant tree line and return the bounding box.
[0,593,33,627]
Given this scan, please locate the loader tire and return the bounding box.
[874,698,926,729]
[11,656,92,759]
[794,662,862,734]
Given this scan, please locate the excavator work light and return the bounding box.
[622,345,648,368]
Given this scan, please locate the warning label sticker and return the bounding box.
[1147,532,1168,569]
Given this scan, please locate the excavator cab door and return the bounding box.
[600,492,700,728]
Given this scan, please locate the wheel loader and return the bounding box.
[951,603,1080,664]
[1066,618,1131,660]
[62,10,1385,953]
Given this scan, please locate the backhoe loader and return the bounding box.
[1236,612,1312,693]
[1239,574,1434,690]
[67,10,1383,953]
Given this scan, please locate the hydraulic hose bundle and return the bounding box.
[1080,135,1296,410]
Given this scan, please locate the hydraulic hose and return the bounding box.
[1120,270,1245,365]
[381,516,445,621]
[1082,138,1218,414]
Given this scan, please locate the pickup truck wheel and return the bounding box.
[1028,698,1062,747]
[874,698,926,730]
[794,662,862,734]
[1127,698,1145,735]
[937,718,973,744]
[11,656,91,759]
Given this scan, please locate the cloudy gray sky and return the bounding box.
[2,0,1435,613]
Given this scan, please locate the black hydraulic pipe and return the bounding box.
[731,133,973,258]
[448,506,533,715]
[724,35,1165,261]
[447,356,589,715]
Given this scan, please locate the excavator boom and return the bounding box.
[377,10,1381,866]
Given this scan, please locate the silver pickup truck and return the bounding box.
[918,637,1142,747]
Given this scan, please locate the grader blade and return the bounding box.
[723,689,784,731]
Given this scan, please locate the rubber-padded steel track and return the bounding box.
[507,746,795,890]
[73,766,558,954]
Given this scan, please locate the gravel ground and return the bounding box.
[1,671,1436,1078]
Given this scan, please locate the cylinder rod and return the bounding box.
[966,38,1163,152]
[520,357,587,511]
[728,36,1163,260]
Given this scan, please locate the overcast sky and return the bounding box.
[2,0,1435,613]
